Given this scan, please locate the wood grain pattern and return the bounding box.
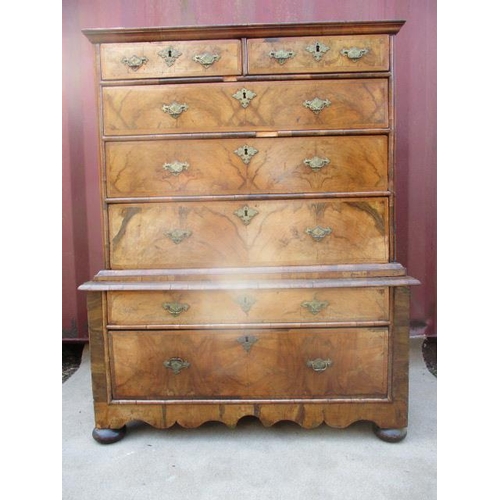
[105,135,388,197]
[109,328,389,400]
[102,79,389,136]
[108,198,389,269]
[247,35,389,74]
[107,287,389,325]
[101,39,242,80]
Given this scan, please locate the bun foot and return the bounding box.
[92,426,126,444]
[373,425,407,443]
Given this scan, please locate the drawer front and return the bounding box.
[101,40,242,79]
[108,287,389,326]
[106,135,388,197]
[102,79,388,135]
[248,35,389,74]
[109,328,389,400]
[108,198,389,269]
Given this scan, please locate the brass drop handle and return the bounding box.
[303,156,330,172]
[162,101,189,119]
[163,357,190,374]
[307,358,332,372]
[303,97,331,114]
[340,47,369,61]
[305,226,332,241]
[192,52,220,68]
[164,229,192,244]
[121,55,148,70]
[301,298,329,315]
[162,302,190,317]
[163,161,189,176]
[268,49,296,64]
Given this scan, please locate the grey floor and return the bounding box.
[62,338,436,499]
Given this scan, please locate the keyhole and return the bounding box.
[244,147,248,155]
[168,49,172,57]
[244,208,249,217]
[242,90,247,99]
[316,43,320,53]
[245,336,249,343]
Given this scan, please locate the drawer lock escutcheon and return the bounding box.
[158,46,182,66]
[304,156,330,172]
[121,55,148,71]
[237,335,258,352]
[307,358,333,372]
[236,295,256,313]
[163,357,190,375]
[305,226,332,241]
[340,47,369,61]
[234,145,259,165]
[301,298,329,315]
[162,101,189,119]
[193,52,220,68]
[305,41,330,61]
[163,161,189,176]
[162,302,190,317]
[232,88,256,108]
[268,49,296,64]
[164,229,192,244]
[234,205,259,225]
[303,97,331,114]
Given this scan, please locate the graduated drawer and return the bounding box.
[102,79,388,136]
[109,327,389,400]
[108,198,389,269]
[107,287,389,326]
[100,39,242,79]
[106,135,388,197]
[247,35,389,74]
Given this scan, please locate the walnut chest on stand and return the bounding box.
[79,21,419,444]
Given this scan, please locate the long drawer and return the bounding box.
[101,39,242,80]
[105,135,388,198]
[108,198,389,269]
[107,287,389,326]
[102,79,389,135]
[247,35,389,74]
[109,328,389,400]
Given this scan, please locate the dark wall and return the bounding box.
[62,0,437,340]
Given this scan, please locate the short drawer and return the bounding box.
[247,35,389,74]
[109,328,389,400]
[100,39,242,79]
[102,79,388,136]
[108,198,389,269]
[105,135,388,198]
[107,287,389,326]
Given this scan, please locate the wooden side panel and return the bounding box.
[109,328,389,399]
[105,135,388,197]
[107,287,390,325]
[102,79,389,135]
[108,198,389,268]
[247,35,389,74]
[101,39,242,79]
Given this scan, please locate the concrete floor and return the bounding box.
[62,338,436,499]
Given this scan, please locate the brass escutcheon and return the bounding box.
[121,55,148,70]
[305,41,330,61]
[234,145,259,165]
[162,302,190,317]
[236,295,256,313]
[193,52,220,68]
[340,47,369,61]
[158,46,182,66]
[163,357,190,374]
[162,101,189,119]
[234,205,259,225]
[306,226,332,241]
[301,298,329,315]
[304,156,330,172]
[163,161,189,176]
[232,88,256,108]
[165,229,192,244]
[303,97,331,114]
[307,358,332,372]
[237,335,258,352]
[268,49,296,64]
